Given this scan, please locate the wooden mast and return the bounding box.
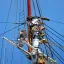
[27,0,32,52]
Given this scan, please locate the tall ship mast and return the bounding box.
[0,0,64,64]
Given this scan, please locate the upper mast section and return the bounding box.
[27,0,31,17]
[27,0,32,52]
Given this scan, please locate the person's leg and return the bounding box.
[19,38,24,47]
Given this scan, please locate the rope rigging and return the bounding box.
[35,0,64,63]
[36,0,42,17]
[0,39,4,64]
[50,20,64,25]
[32,0,37,16]
[45,35,64,51]
[42,29,54,60]
[44,32,64,61]
[0,0,13,64]
[45,32,64,52]
[11,0,19,64]
[43,43,49,59]
[0,22,26,37]
[32,1,57,63]
[11,46,14,64]
[45,28,64,43]
[34,0,58,63]
[22,0,27,30]
[45,44,64,64]
[18,0,26,63]
[0,0,64,64]
[44,23,64,38]
[45,43,54,59]
[36,1,55,61]
[44,27,64,63]
[44,31,54,59]
[0,0,27,63]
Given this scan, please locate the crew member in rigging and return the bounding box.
[19,30,28,47]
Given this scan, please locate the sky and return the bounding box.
[0,0,64,64]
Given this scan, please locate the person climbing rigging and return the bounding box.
[27,17,48,44]
[18,30,28,47]
[20,30,27,41]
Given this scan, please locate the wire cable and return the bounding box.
[46,35,64,51]
[19,0,24,63]
[0,23,25,37]
[35,0,64,63]
[50,20,64,25]
[44,27,64,63]
[35,0,54,61]
[36,0,41,17]
[45,36,54,59]
[44,23,64,38]
[43,43,49,59]
[11,0,18,64]
[5,0,13,63]
[43,31,54,59]
[20,10,24,16]
[45,28,64,43]
[42,18,64,25]
[23,0,27,30]
[0,22,13,24]
[45,33,64,52]
[0,39,4,64]
[32,0,37,16]
[45,44,64,64]
[36,0,54,61]
[4,0,12,31]
[0,0,13,64]
[11,46,14,64]
[44,28,54,59]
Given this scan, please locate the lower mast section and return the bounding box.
[27,16,57,64]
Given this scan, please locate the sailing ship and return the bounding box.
[0,0,64,64]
